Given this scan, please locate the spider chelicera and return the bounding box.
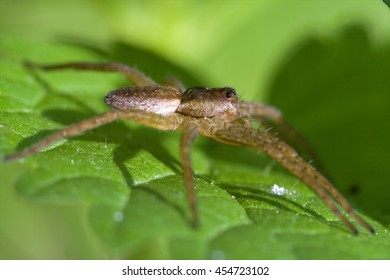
[4,61,375,235]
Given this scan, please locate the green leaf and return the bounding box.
[1,36,389,260]
[268,25,390,228]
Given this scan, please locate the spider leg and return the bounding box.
[24,61,156,86]
[199,120,375,234]
[240,101,323,170]
[4,110,183,161]
[180,121,200,227]
[162,76,186,93]
[240,101,283,123]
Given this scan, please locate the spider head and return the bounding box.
[177,87,240,120]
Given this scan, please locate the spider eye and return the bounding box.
[226,89,236,98]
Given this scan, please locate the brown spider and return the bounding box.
[4,61,375,235]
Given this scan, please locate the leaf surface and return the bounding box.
[1,36,389,260]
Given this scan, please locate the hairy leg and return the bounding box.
[180,121,200,227]
[4,110,183,161]
[240,101,322,168]
[25,61,157,86]
[240,101,283,122]
[199,120,374,234]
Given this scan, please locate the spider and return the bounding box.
[4,61,375,235]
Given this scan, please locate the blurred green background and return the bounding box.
[0,0,390,259]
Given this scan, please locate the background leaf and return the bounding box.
[0,0,390,259]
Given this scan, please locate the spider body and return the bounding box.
[4,61,375,235]
[176,87,240,120]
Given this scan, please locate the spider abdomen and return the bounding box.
[105,86,181,115]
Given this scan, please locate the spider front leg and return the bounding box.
[25,61,157,86]
[199,120,375,234]
[4,110,184,161]
[240,101,322,169]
